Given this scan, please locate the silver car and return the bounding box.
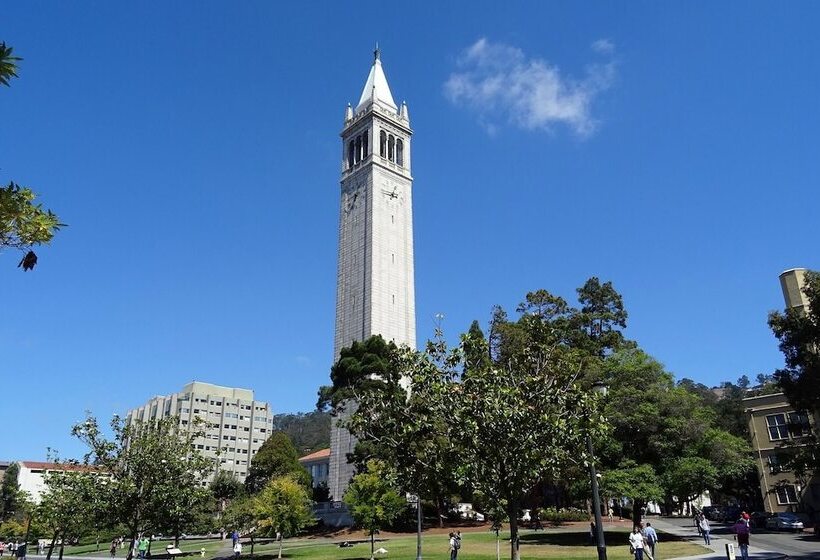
[765,512,804,531]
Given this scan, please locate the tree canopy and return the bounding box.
[244,431,311,494]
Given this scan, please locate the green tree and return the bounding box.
[1,45,63,269]
[0,42,21,86]
[343,461,406,560]
[244,431,311,494]
[211,470,244,534]
[661,457,719,511]
[253,475,314,559]
[599,461,663,519]
[344,334,460,528]
[38,469,103,560]
[0,462,21,520]
[71,415,214,560]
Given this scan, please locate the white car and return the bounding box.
[765,512,804,531]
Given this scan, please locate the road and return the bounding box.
[659,516,820,560]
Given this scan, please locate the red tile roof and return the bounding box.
[21,461,100,472]
[298,448,330,462]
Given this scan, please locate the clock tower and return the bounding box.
[329,48,417,501]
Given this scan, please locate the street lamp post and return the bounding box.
[589,381,608,560]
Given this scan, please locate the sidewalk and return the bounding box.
[651,518,786,560]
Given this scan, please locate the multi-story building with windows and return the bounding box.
[744,267,819,514]
[126,381,273,482]
[744,392,819,512]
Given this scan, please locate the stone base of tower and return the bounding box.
[328,407,358,502]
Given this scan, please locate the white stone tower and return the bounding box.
[329,48,417,501]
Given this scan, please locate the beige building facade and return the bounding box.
[744,392,820,513]
[126,381,274,482]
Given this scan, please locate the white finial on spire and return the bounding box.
[344,103,353,123]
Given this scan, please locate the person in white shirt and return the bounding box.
[629,526,645,560]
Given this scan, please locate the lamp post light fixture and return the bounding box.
[589,380,608,560]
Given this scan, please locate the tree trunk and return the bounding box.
[370,529,375,560]
[174,533,180,548]
[46,532,59,560]
[436,498,444,528]
[632,499,643,527]
[250,535,255,558]
[58,536,65,560]
[508,501,521,560]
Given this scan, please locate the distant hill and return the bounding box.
[272,410,331,455]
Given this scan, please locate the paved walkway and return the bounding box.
[652,518,786,560]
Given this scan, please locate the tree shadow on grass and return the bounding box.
[519,531,690,547]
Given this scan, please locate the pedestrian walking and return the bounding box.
[732,518,750,560]
[447,533,457,560]
[137,537,149,560]
[14,541,26,560]
[629,526,645,560]
[453,531,461,559]
[36,541,44,556]
[1,540,6,557]
[232,541,241,559]
[643,522,659,560]
[698,516,711,545]
[110,539,118,558]
[590,521,596,544]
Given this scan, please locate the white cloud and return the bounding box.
[444,38,616,137]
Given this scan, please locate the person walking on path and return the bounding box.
[643,522,659,560]
[629,526,645,560]
[232,541,241,559]
[732,518,751,560]
[137,537,149,560]
[14,541,25,560]
[110,539,118,558]
[698,515,711,545]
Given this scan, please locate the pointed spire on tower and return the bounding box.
[400,100,409,121]
[356,46,397,113]
[344,103,353,123]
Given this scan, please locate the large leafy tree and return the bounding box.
[344,334,460,528]
[72,415,214,560]
[244,431,310,494]
[38,469,103,560]
[343,461,406,560]
[211,470,244,534]
[1,43,63,269]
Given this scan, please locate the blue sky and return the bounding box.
[2,2,818,461]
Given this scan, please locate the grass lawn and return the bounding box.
[63,539,227,557]
[241,527,708,560]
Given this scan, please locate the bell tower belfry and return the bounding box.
[329,49,417,500]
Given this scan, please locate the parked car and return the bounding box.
[722,506,743,523]
[765,512,804,531]
[703,506,721,521]
[749,511,770,529]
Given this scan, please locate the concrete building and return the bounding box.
[298,448,330,488]
[744,392,819,513]
[15,461,103,503]
[329,48,417,501]
[126,381,274,482]
[744,267,819,514]
[779,268,810,312]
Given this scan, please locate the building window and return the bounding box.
[789,411,812,437]
[776,484,799,505]
[362,131,368,158]
[355,136,362,164]
[348,140,355,168]
[767,414,790,441]
[767,454,783,474]
[396,138,404,166]
[388,134,395,161]
[379,131,386,157]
